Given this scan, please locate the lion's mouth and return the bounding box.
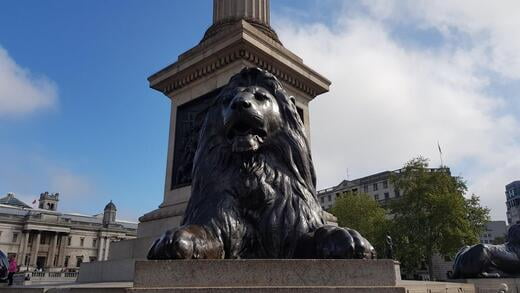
[226,121,267,153]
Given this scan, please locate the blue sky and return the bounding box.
[1,1,520,221]
[0,0,324,220]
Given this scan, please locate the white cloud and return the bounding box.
[274,1,520,220]
[0,148,101,214]
[49,168,95,200]
[363,0,520,79]
[0,46,57,117]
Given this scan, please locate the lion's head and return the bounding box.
[190,67,316,194]
[222,79,282,153]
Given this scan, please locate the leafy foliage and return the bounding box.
[331,192,390,256]
[388,157,490,278]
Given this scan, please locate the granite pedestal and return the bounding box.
[128,260,475,293]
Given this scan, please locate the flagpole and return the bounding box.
[437,141,444,167]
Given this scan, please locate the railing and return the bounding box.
[28,271,79,281]
[13,271,79,286]
[32,271,45,277]
[64,272,79,278]
[48,272,62,278]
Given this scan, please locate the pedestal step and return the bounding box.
[128,282,475,293]
[128,287,406,293]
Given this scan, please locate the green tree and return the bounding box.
[388,157,490,279]
[330,192,390,256]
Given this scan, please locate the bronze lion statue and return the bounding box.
[147,67,375,260]
[452,224,520,278]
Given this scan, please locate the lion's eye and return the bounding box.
[255,93,268,101]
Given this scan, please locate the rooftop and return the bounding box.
[0,193,31,209]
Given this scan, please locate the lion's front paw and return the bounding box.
[147,227,195,259]
[314,226,376,259]
[147,225,223,260]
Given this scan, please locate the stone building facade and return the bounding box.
[317,168,451,210]
[506,181,520,225]
[0,192,136,272]
[317,169,406,210]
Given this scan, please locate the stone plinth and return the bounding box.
[133,259,401,288]
[128,260,475,293]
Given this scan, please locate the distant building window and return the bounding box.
[12,232,18,243]
[364,185,368,193]
[64,256,70,267]
[68,237,72,246]
[328,195,331,202]
[384,192,390,199]
[93,238,97,248]
[80,238,85,247]
[352,188,358,194]
[320,197,324,203]
[373,183,378,191]
[89,256,97,262]
[76,256,83,268]
[374,194,379,201]
[383,181,388,189]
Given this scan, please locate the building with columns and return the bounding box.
[0,192,136,272]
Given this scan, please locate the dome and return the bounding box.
[104,200,117,211]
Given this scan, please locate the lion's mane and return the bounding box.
[181,68,325,258]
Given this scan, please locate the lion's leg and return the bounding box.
[452,244,493,278]
[147,224,224,259]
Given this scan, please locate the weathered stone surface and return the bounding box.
[108,237,155,261]
[128,288,407,293]
[457,278,519,293]
[77,259,136,283]
[134,260,401,288]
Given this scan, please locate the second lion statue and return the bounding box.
[147,67,376,260]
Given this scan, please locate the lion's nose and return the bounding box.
[231,95,252,110]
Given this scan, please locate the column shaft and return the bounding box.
[213,0,269,25]
[30,231,41,266]
[97,237,106,261]
[57,234,68,267]
[46,233,58,267]
[17,231,29,264]
[103,237,111,260]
